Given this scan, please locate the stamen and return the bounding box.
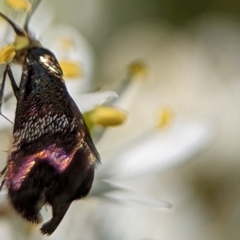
[6,0,31,11]
[59,60,82,78]
[0,45,16,63]
[87,106,127,128]
[128,60,148,79]
[156,106,174,129]
[13,35,30,50]
[59,37,75,49]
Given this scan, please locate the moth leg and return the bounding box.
[0,165,7,177]
[0,179,5,191]
[0,163,7,192]
[6,65,19,100]
[3,92,14,103]
[40,202,71,236]
[0,66,13,124]
[0,67,7,106]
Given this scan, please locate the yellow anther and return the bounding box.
[0,45,16,63]
[59,37,75,49]
[13,35,30,50]
[59,60,82,78]
[88,106,127,128]
[128,60,148,79]
[6,0,31,11]
[156,107,174,129]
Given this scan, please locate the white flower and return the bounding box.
[99,120,213,179]
[95,63,214,180]
[47,60,213,239]
[0,1,118,129]
[87,14,240,240]
[0,0,217,239]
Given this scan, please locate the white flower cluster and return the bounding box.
[0,1,215,239]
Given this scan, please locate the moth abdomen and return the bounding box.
[6,142,97,235]
[7,160,56,224]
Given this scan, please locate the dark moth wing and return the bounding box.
[4,48,100,235]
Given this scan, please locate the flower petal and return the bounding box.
[0,108,15,129]
[43,25,95,94]
[0,20,15,49]
[98,120,214,178]
[73,90,118,113]
[0,220,13,240]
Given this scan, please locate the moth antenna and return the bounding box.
[0,12,26,36]
[24,0,42,34]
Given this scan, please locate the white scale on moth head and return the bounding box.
[39,55,61,75]
[12,113,77,151]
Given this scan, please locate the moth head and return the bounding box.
[0,6,41,64]
[31,48,63,76]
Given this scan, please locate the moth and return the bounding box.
[0,0,100,235]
